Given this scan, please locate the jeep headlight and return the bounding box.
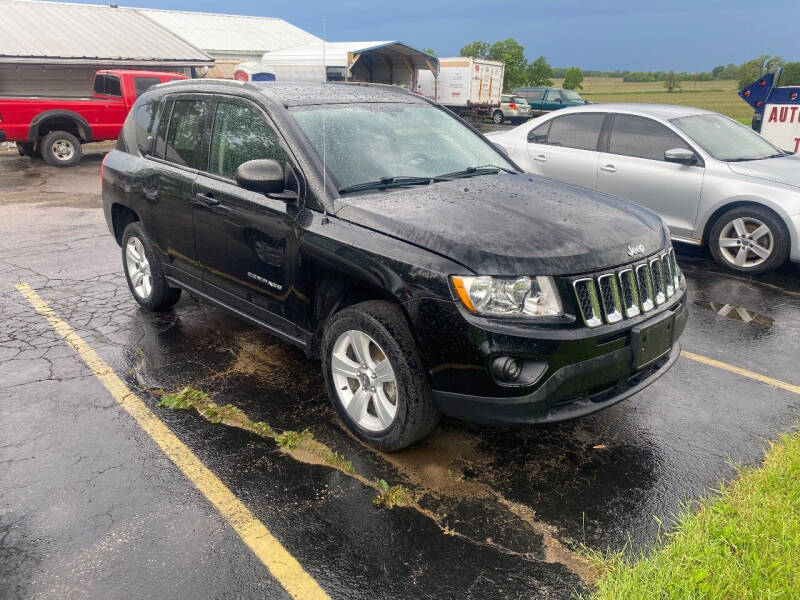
[451,275,563,317]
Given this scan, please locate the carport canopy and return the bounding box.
[262,41,438,86]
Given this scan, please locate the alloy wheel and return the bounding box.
[125,236,153,299]
[330,329,398,432]
[51,139,75,162]
[718,217,773,269]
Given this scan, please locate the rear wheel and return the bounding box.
[708,205,789,274]
[492,110,505,124]
[41,130,82,167]
[321,301,440,451]
[121,222,181,311]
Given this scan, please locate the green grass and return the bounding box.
[584,432,800,599]
[553,77,752,122]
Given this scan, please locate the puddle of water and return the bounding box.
[694,300,774,326]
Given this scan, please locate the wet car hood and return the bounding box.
[334,174,666,275]
[727,155,800,189]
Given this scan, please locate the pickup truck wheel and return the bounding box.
[492,110,505,124]
[121,222,181,311]
[322,301,440,451]
[708,206,790,274]
[41,131,82,167]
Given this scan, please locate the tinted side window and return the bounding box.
[209,102,286,180]
[94,74,121,97]
[134,77,162,98]
[544,89,560,102]
[546,114,605,151]
[132,101,158,154]
[527,120,551,143]
[609,115,690,161]
[527,90,545,100]
[154,99,172,159]
[165,99,207,169]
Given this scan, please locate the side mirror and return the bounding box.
[664,147,697,165]
[139,134,155,156]
[235,159,286,195]
[493,142,509,157]
[555,98,563,103]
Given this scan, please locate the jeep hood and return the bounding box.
[727,155,800,189]
[334,174,666,275]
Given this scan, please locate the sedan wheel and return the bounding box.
[125,236,153,300]
[330,329,398,432]
[492,110,504,124]
[709,206,790,274]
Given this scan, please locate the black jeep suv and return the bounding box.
[102,80,687,450]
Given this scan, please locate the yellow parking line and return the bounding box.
[682,350,800,396]
[15,283,331,600]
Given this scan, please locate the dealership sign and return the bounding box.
[739,71,800,153]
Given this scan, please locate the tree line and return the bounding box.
[425,41,798,92]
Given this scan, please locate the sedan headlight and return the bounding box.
[451,275,563,317]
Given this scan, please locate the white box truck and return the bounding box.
[416,57,504,118]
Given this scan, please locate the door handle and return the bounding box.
[534,154,547,162]
[193,192,221,208]
[600,164,617,173]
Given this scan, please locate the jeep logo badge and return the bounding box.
[627,244,646,257]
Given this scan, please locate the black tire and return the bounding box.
[708,205,790,274]
[121,222,181,311]
[492,110,505,124]
[321,301,440,451]
[16,142,41,158]
[41,130,83,167]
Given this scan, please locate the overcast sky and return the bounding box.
[68,0,798,71]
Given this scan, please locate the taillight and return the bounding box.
[509,103,517,110]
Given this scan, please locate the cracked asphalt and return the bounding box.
[2,146,800,599]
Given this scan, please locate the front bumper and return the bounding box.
[408,290,687,426]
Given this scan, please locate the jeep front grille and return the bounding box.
[572,248,681,328]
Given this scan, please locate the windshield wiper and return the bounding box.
[437,164,517,178]
[338,176,449,195]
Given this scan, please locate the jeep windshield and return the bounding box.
[290,102,516,193]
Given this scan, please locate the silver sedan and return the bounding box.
[487,104,800,274]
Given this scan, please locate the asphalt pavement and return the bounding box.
[2,146,799,599]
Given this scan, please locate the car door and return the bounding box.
[596,114,704,238]
[146,95,210,286]
[525,112,606,190]
[542,89,563,111]
[192,97,301,336]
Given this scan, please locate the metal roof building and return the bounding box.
[139,8,322,78]
[0,0,212,96]
[254,40,438,88]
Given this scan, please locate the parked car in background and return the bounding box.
[103,81,686,450]
[0,69,185,167]
[487,104,800,274]
[492,94,532,124]
[513,87,588,115]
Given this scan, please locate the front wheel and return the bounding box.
[492,110,505,124]
[708,206,790,274]
[321,301,440,451]
[41,130,82,167]
[121,222,181,311]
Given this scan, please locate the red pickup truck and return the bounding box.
[0,69,185,167]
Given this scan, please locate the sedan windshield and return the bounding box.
[291,102,515,191]
[671,113,784,162]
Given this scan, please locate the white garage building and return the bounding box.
[0,0,213,96]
